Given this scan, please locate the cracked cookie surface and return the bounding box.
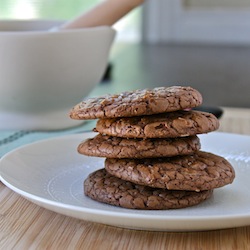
[96,110,219,138]
[78,134,201,158]
[105,151,235,191]
[84,169,213,210]
[69,86,202,120]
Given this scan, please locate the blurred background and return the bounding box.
[0,0,141,41]
[1,0,250,108]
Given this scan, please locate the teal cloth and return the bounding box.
[0,121,95,158]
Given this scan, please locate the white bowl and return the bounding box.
[0,20,116,130]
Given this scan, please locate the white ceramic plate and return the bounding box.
[1,132,250,231]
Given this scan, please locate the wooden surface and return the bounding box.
[1,107,250,250]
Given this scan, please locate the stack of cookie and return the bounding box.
[70,86,235,210]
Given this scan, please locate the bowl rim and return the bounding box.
[0,19,116,34]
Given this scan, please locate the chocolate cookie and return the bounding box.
[105,151,235,191]
[78,134,201,158]
[70,86,202,120]
[84,169,213,210]
[96,110,219,138]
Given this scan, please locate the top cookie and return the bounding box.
[69,86,202,120]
